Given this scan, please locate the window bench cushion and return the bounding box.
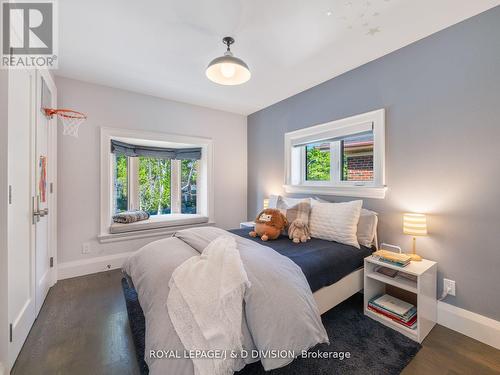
[110,214,208,234]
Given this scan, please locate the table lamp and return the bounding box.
[403,213,427,262]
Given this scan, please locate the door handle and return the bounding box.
[32,196,40,223]
[32,197,48,222]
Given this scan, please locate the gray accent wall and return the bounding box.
[247,7,500,320]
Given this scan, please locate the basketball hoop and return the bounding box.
[43,108,87,137]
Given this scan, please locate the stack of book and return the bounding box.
[372,249,411,267]
[368,294,417,330]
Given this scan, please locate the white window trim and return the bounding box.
[99,127,214,241]
[284,109,386,199]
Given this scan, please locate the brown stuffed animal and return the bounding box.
[249,208,288,241]
[288,219,311,243]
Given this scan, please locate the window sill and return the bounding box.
[283,184,387,199]
[98,214,212,243]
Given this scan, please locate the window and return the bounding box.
[285,109,386,198]
[113,152,198,217]
[100,128,213,240]
[305,143,330,181]
[341,132,374,182]
[138,157,172,215]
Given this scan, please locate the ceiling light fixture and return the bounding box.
[206,36,251,85]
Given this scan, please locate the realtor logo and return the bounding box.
[1,1,58,69]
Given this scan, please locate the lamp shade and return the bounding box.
[403,213,427,236]
[206,53,251,85]
[206,37,251,86]
[263,198,270,209]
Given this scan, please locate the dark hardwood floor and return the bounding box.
[12,270,139,375]
[12,270,500,375]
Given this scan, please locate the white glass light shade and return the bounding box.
[206,53,251,85]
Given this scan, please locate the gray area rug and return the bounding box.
[122,278,421,375]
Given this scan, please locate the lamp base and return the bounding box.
[406,253,422,262]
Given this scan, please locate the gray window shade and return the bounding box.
[110,140,201,160]
[292,121,373,147]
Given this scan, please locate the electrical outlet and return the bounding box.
[443,278,456,296]
[82,242,91,254]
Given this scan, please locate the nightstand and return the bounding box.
[240,221,255,229]
[364,256,437,343]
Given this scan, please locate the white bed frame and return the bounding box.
[313,268,364,315]
[268,198,378,315]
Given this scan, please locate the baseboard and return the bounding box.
[437,301,500,350]
[58,251,132,280]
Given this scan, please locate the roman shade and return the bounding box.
[291,121,373,147]
[110,140,201,160]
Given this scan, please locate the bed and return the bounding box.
[229,228,373,313]
[122,224,375,375]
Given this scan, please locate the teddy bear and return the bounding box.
[288,219,311,243]
[249,208,288,241]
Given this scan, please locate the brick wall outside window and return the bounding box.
[346,155,373,181]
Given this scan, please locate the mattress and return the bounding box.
[229,228,373,293]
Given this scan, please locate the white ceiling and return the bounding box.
[57,0,500,115]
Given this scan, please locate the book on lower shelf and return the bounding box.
[368,294,417,330]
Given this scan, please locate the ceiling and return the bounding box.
[57,0,500,115]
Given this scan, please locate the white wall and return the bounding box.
[56,77,247,265]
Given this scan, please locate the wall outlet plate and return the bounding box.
[443,278,456,296]
[82,242,91,254]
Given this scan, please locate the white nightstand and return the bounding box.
[240,221,255,229]
[364,256,437,343]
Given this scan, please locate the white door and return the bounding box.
[34,70,57,314]
[7,68,36,368]
[7,68,57,369]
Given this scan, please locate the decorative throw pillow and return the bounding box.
[276,199,312,227]
[309,200,363,248]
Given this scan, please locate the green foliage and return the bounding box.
[306,145,330,181]
[114,155,199,216]
[181,160,198,214]
[138,157,171,215]
[114,155,128,213]
[342,157,348,181]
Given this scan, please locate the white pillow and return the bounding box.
[357,209,378,248]
[268,195,313,208]
[312,198,377,248]
[309,200,363,248]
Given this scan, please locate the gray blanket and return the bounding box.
[122,226,328,375]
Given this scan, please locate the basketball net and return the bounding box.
[43,108,87,137]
